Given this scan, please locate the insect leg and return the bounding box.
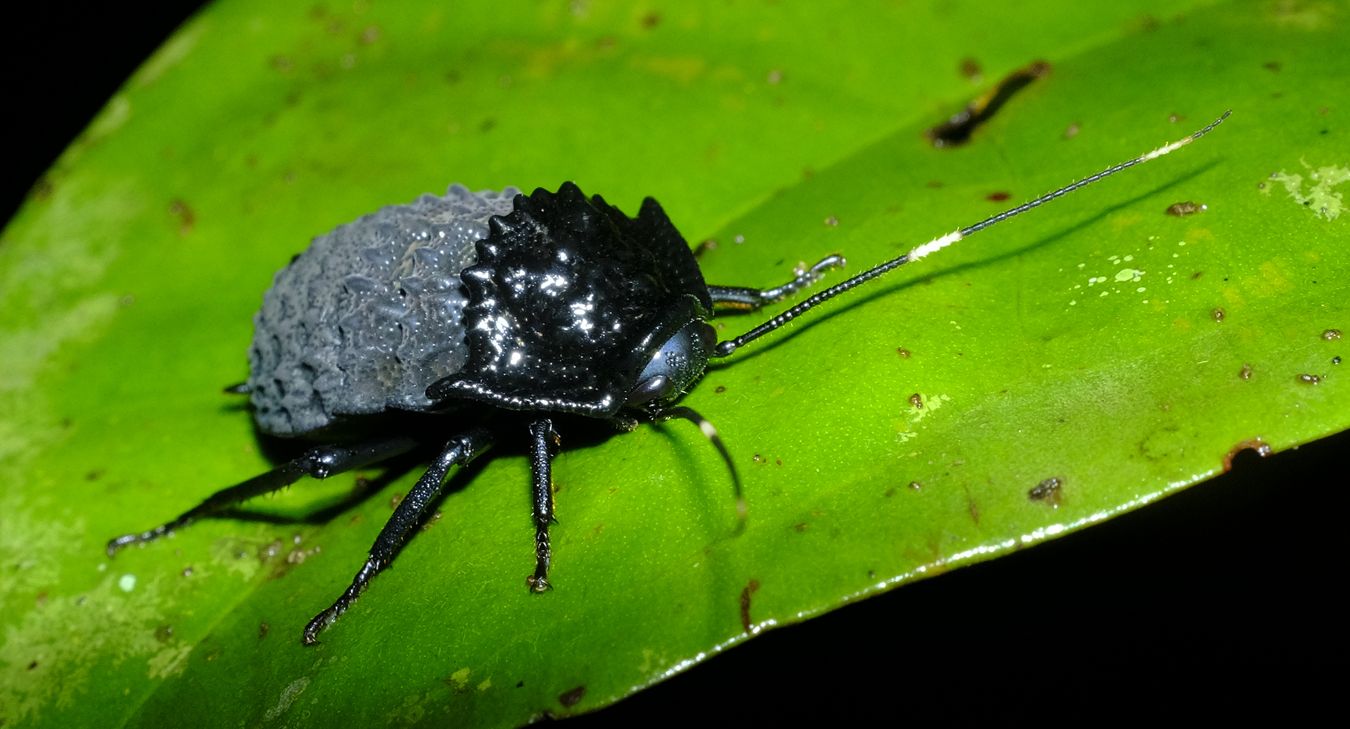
[707,254,845,312]
[303,427,494,645]
[527,418,560,592]
[106,434,421,556]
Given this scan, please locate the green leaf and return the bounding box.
[2,1,1347,726]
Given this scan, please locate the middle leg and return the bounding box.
[303,426,495,645]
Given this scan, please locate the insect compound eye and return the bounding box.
[625,320,717,408]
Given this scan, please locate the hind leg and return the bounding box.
[303,427,495,644]
[106,434,421,556]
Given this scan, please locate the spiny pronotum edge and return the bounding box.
[712,110,1231,358]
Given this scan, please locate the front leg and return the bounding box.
[527,418,560,592]
[707,254,845,312]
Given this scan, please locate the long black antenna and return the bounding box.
[712,110,1231,358]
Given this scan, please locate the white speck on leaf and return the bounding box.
[264,677,311,721]
[1270,161,1349,220]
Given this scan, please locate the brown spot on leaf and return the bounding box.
[1222,438,1272,472]
[1166,201,1207,216]
[1028,477,1063,508]
[739,579,762,633]
[169,198,195,235]
[959,56,982,80]
[927,59,1051,147]
[1211,307,1226,322]
[1322,329,1342,341]
[986,190,1011,202]
[1239,363,1254,380]
[559,685,586,708]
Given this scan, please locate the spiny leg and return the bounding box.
[707,254,845,312]
[526,418,560,592]
[303,427,494,645]
[107,435,421,556]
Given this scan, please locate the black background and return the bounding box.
[4,6,1343,724]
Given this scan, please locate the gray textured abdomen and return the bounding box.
[248,185,520,436]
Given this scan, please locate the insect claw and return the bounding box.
[809,254,846,276]
[302,610,335,646]
[105,538,128,558]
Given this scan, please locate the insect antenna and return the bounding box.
[712,110,1231,358]
[661,405,746,523]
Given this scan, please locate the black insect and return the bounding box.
[109,112,1229,644]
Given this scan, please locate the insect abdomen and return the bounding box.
[247,185,520,436]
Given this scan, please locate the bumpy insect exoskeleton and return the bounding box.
[108,112,1229,644]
